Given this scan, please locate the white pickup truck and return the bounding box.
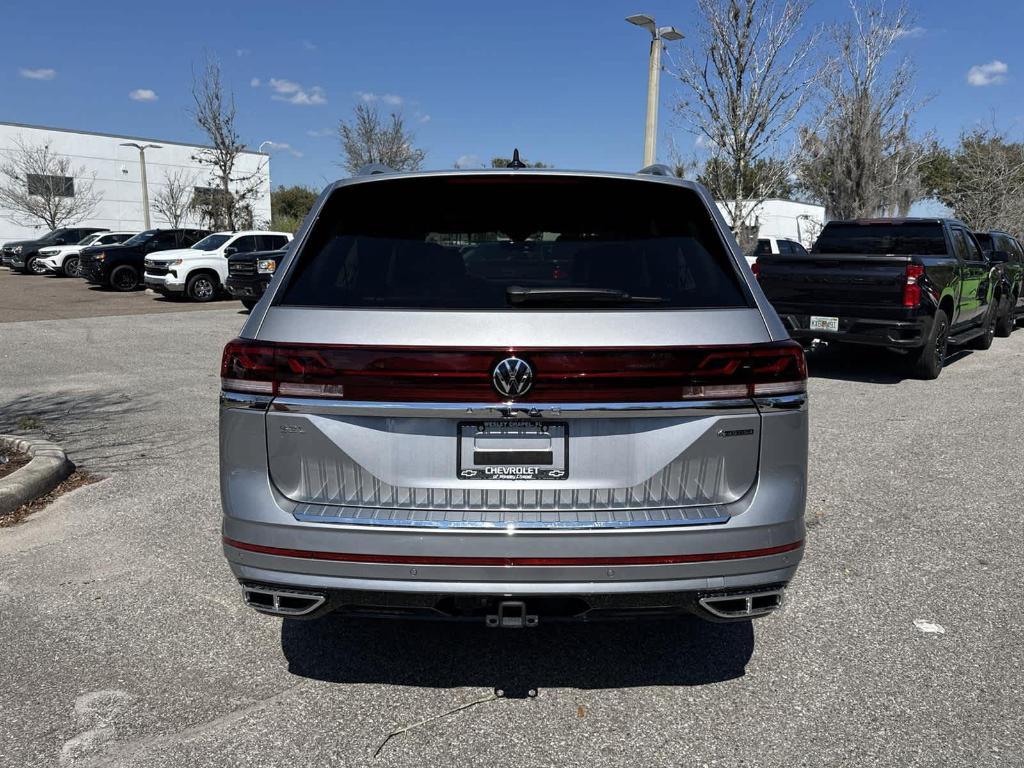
[143,230,292,301]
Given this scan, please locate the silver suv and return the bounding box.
[219,167,807,626]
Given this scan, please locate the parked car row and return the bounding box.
[1,226,292,306]
[754,217,1024,379]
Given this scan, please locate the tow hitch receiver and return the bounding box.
[486,600,539,628]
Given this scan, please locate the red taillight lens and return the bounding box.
[903,263,925,308]
[751,259,761,279]
[219,340,807,401]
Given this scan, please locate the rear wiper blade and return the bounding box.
[506,286,666,305]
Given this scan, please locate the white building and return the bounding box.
[716,198,826,248]
[0,121,271,243]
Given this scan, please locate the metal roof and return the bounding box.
[0,121,268,156]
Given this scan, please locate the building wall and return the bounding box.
[0,122,271,243]
[716,199,827,247]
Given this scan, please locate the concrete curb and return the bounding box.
[0,435,73,515]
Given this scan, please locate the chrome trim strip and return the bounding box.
[292,510,731,530]
[220,391,273,410]
[753,393,807,411]
[270,397,756,419]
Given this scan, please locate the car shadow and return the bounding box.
[281,614,754,694]
[806,343,974,384]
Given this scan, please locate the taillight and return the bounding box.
[220,340,807,402]
[903,263,925,307]
[751,259,761,279]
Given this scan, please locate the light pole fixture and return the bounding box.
[121,142,162,229]
[258,140,274,154]
[626,13,683,167]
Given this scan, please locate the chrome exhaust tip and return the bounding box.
[698,588,785,620]
[241,584,327,617]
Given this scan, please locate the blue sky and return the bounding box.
[4,0,1024,193]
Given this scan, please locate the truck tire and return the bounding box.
[186,272,218,302]
[969,305,997,350]
[26,255,48,275]
[995,296,1014,337]
[241,298,258,311]
[911,310,948,380]
[110,265,140,291]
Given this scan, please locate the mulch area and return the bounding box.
[0,449,31,481]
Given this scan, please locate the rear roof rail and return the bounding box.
[636,164,675,177]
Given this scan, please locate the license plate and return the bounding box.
[457,421,568,481]
[809,315,839,332]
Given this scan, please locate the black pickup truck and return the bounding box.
[756,218,997,379]
[224,248,286,309]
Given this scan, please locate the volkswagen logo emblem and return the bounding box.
[492,357,533,398]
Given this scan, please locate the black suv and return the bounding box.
[5,227,109,274]
[79,228,209,291]
[224,248,287,309]
[975,231,1024,336]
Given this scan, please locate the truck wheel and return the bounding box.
[27,256,47,275]
[110,265,140,291]
[995,297,1014,337]
[62,256,81,277]
[969,305,997,350]
[186,273,218,302]
[911,309,948,380]
[241,298,258,311]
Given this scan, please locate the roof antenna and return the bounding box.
[506,149,526,169]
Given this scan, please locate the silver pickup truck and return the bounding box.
[219,165,807,628]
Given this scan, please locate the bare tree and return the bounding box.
[673,0,821,248]
[795,1,927,218]
[338,103,426,173]
[191,57,265,229]
[0,137,102,229]
[151,169,196,227]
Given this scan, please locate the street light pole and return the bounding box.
[626,14,683,167]
[120,142,162,229]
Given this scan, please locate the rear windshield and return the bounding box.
[814,222,948,255]
[278,175,750,310]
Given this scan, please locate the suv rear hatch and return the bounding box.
[225,173,804,526]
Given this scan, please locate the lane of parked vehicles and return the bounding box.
[1,226,290,306]
[2,214,1021,378]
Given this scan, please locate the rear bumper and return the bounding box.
[220,397,808,613]
[779,312,930,348]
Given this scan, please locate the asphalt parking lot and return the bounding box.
[0,269,238,323]
[1,293,1022,767]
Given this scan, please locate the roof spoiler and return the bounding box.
[636,164,674,177]
[355,163,395,176]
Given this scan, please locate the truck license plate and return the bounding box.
[457,421,568,481]
[809,315,839,332]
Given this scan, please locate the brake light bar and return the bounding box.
[221,339,807,403]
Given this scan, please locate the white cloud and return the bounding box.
[454,154,483,169]
[302,40,318,51]
[129,88,158,102]
[236,48,250,57]
[967,60,1008,87]
[262,141,303,158]
[895,25,926,39]
[250,77,261,87]
[19,67,56,80]
[357,91,404,107]
[268,77,327,105]
[306,127,334,138]
[415,111,431,124]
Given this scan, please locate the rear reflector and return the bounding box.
[220,339,807,403]
[751,259,761,279]
[223,536,804,566]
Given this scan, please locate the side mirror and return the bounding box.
[224,246,238,256]
[989,250,1010,264]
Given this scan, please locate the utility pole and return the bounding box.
[121,142,162,229]
[626,14,683,167]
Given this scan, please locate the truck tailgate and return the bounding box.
[759,253,910,308]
